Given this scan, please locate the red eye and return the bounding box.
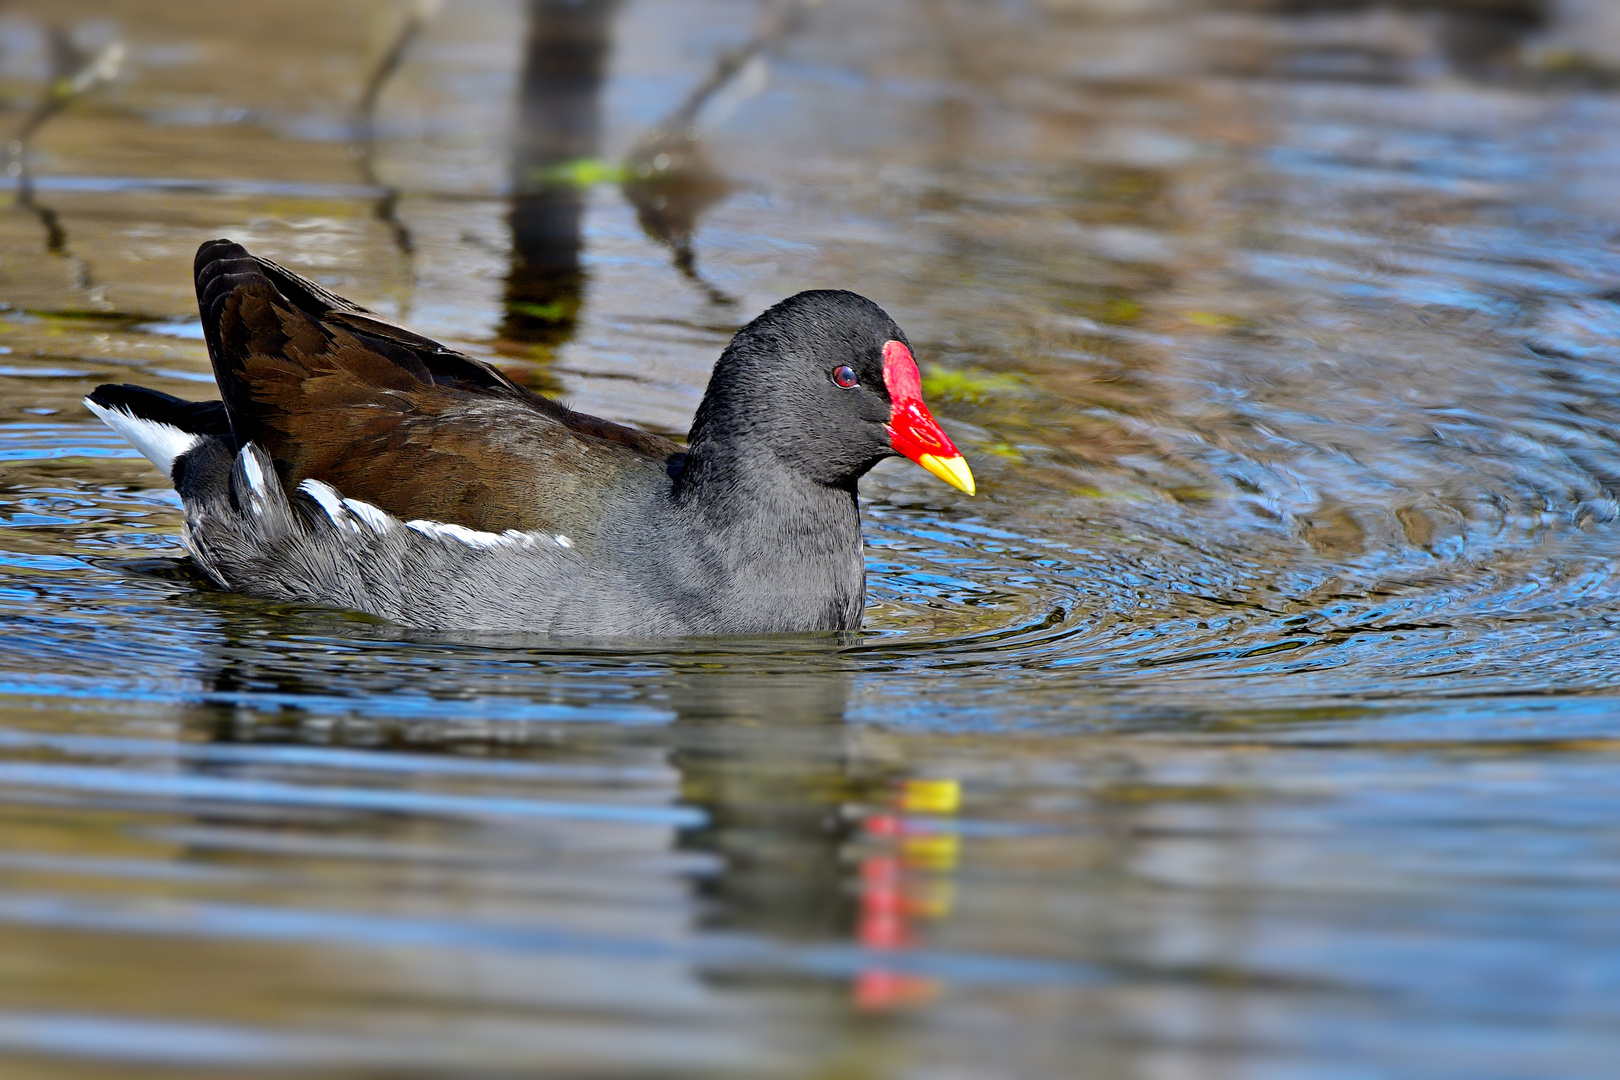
[832,365,859,388]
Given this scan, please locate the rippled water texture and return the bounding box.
[2,1,1620,1076]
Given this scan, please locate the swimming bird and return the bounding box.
[85,240,974,635]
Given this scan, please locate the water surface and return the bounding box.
[2,1,1619,1076]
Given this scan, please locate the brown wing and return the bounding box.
[194,239,680,535]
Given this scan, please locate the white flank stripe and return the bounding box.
[84,398,201,476]
[343,497,394,535]
[240,449,268,495]
[302,486,548,550]
[235,447,271,516]
[405,519,567,551]
[297,478,350,528]
[406,519,507,549]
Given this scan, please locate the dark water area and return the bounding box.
[2,0,1620,1076]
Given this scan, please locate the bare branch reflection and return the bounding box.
[350,0,440,259]
[621,0,826,304]
[7,28,122,280]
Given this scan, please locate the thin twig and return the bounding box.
[352,0,440,258]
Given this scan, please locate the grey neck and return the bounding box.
[664,443,867,632]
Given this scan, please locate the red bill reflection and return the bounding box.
[852,778,961,1011]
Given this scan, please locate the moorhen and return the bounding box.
[85,240,974,634]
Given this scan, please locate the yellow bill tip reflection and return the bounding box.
[900,778,962,815]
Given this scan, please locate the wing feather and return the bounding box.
[192,239,679,537]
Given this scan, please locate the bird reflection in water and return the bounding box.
[667,655,960,1012]
[854,777,960,1010]
[181,620,963,1016]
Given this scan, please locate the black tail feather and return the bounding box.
[87,383,234,439]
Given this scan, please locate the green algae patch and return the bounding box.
[922,364,1025,405]
[529,158,628,187]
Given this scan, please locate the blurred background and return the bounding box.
[5,0,1619,439]
[2,1,1620,1077]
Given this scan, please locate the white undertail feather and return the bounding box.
[83,398,202,477]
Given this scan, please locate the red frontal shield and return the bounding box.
[881,341,974,495]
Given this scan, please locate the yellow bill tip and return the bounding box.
[916,453,975,496]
